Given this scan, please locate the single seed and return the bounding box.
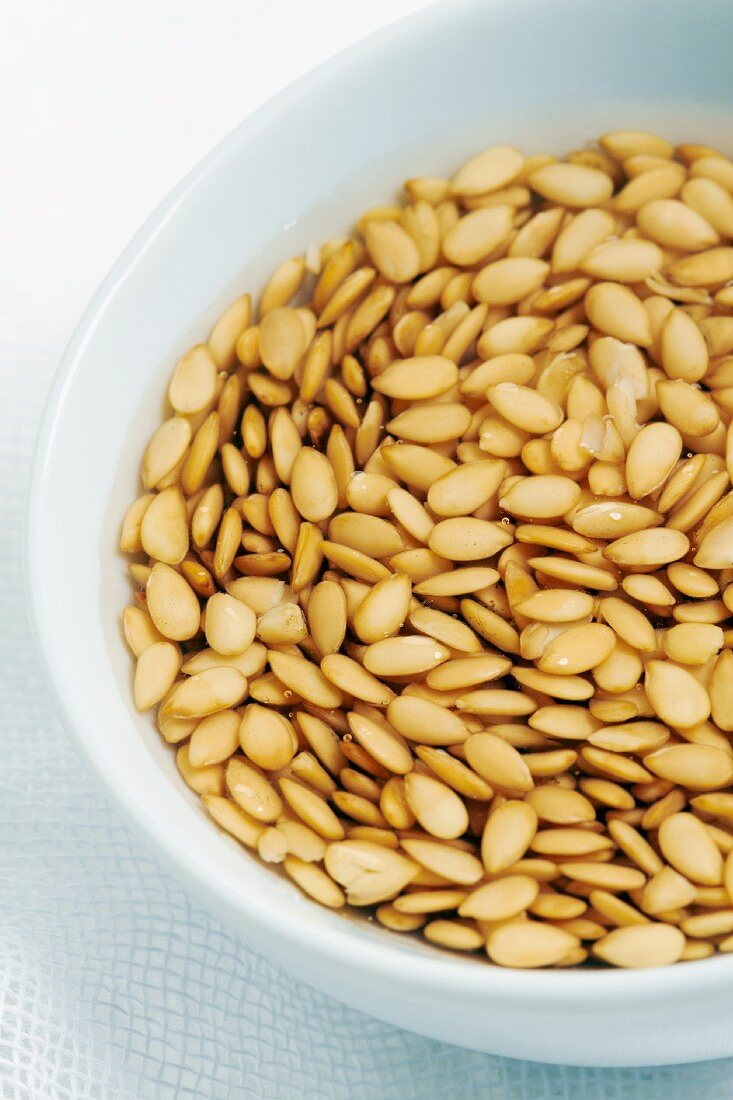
[486,921,580,968]
[658,813,723,885]
[593,924,685,968]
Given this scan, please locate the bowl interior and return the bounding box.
[28,0,733,1064]
[107,96,733,921]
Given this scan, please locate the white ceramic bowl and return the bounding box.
[27,0,733,1066]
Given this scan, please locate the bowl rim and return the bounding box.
[25,0,733,1006]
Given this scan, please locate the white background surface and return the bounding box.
[3,1,733,1096]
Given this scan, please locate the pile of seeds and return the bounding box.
[122,130,733,969]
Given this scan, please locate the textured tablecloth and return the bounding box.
[4,2,733,1096]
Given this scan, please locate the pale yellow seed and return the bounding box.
[537,623,616,676]
[641,866,697,916]
[307,580,347,657]
[710,650,733,732]
[669,246,733,286]
[142,417,192,490]
[584,282,652,345]
[682,176,733,236]
[140,486,189,565]
[404,772,469,840]
[321,653,395,706]
[460,875,539,921]
[529,163,613,207]
[280,777,344,841]
[268,650,343,709]
[695,517,733,570]
[283,855,345,909]
[603,527,689,569]
[427,460,506,518]
[122,605,165,657]
[202,793,265,848]
[659,308,709,382]
[593,924,685,968]
[662,622,723,666]
[189,710,241,767]
[387,403,472,444]
[362,635,448,678]
[400,838,483,885]
[625,422,683,499]
[364,219,420,283]
[658,812,723,885]
[525,787,595,825]
[146,562,201,641]
[558,863,646,891]
[168,345,217,415]
[205,593,257,656]
[473,258,549,306]
[324,840,417,904]
[162,667,248,719]
[552,209,615,273]
[289,447,338,522]
[487,921,579,968]
[450,146,524,196]
[644,660,711,730]
[601,130,674,161]
[500,474,580,519]
[134,641,180,711]
[226,757,282,822]
[328,513,402,559]
[427,653,511,692]
[372,355,458,400]
[637,199,719,251]
[581,238,664,283]
[259,307,306,380]
[465,733,533,793]
[427,517,513,562]
[239,705,297,771]
[387,695,468,746]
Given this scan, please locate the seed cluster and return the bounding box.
[122,131,733,970]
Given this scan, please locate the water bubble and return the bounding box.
[283,690,292,698]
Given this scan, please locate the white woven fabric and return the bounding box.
[3,1,733,1095]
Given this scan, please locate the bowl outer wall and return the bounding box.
[26,0,733,1066]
